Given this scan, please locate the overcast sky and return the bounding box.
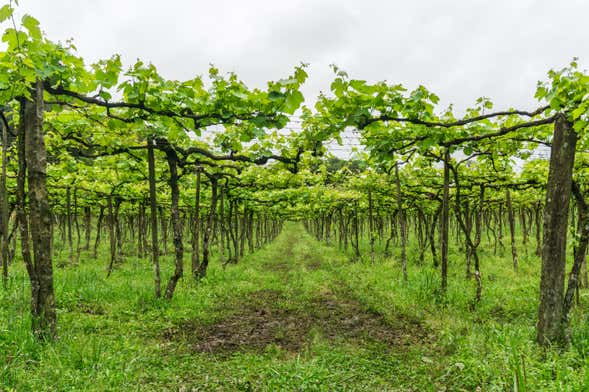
[14,0,589,116]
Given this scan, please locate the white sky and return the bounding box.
[15,0,589,114]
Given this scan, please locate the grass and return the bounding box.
[1,222,588,391]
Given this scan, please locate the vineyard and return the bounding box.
[1,3,589,391]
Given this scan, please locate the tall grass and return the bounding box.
[0,222,587,390]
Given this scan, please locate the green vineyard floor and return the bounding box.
[1,223,589,390]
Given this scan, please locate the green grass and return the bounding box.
[1,223,589,391]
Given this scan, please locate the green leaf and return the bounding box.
[250,115,268,127]
[2,28,27,50]
[93,56,122,89]
[0,5,13,23]
[573,119,587,132]
[283,91,304,114]
[230,90,248,100]
[549,99,561,111]
[331,78,346,97]
[350,80,377,94]
[268,90,284,101]
[534,86,547,100]
[22,14,41,40]
[98,90,112,101]
[294,66,308,84]
[278,78,298,87]
[571,106,585,120]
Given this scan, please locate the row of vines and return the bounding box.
[0,4,588,350]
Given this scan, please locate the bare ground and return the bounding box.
[163,288,432,355]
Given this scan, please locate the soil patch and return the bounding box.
[306,258,323,271]
[58,300,105,315]
[263,260,292,272]
[78,302,105,315]
[162,289,431,355]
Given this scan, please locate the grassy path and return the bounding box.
[156,222,435,390]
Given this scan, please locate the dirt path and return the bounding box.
[163,223,432,357]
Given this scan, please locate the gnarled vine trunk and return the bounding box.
[19,81,56,339]
[537,114,577,346]
[162,144,183,300]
